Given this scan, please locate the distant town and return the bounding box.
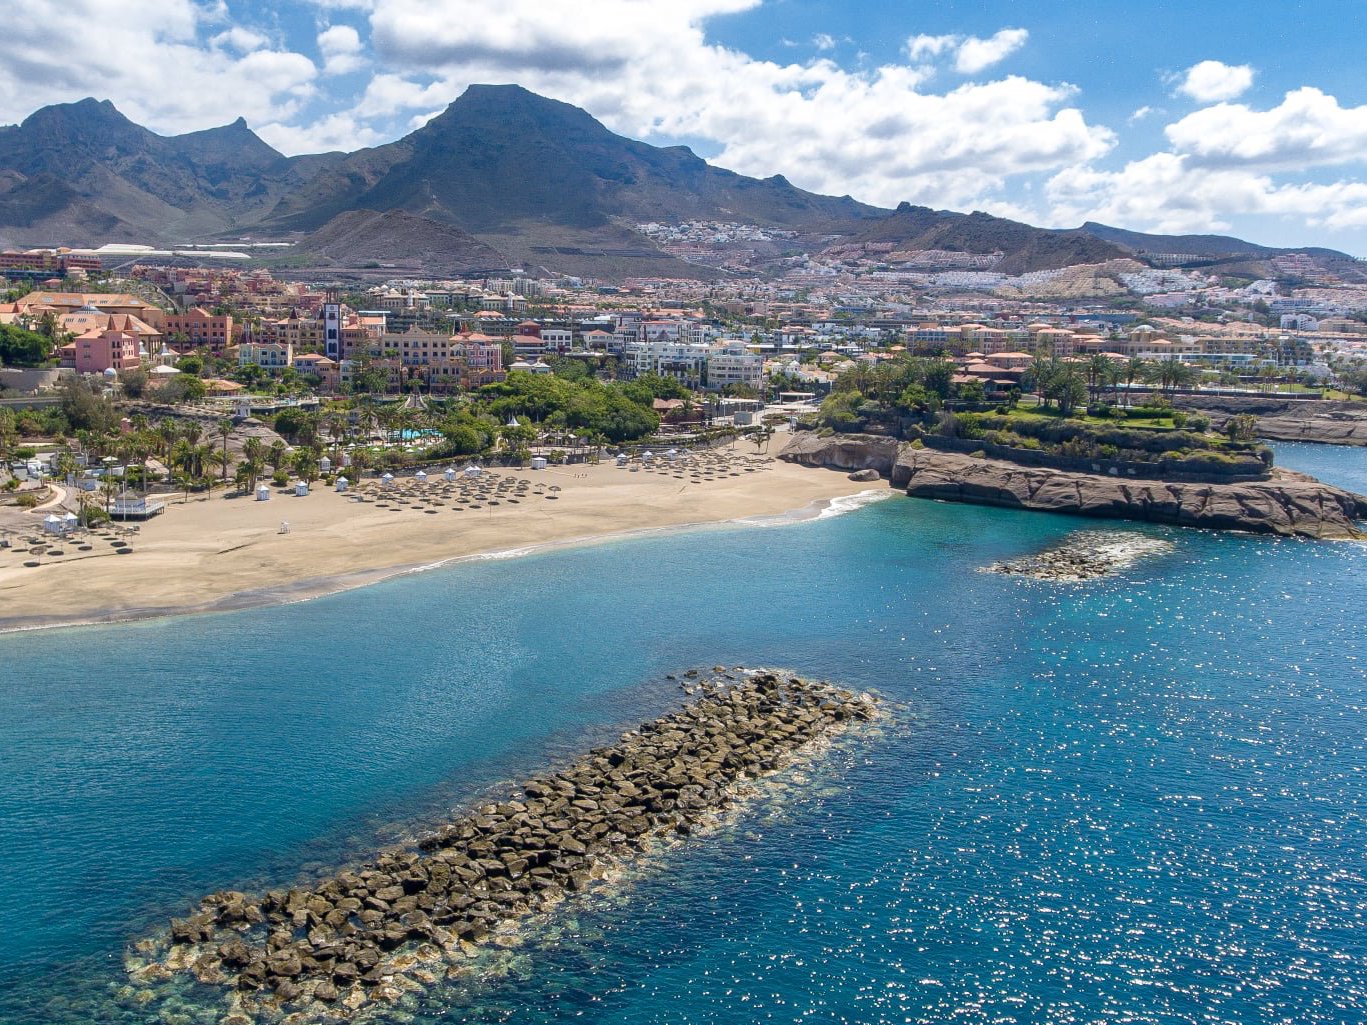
[4,229,1367,406]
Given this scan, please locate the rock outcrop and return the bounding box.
[782,432,900,476]
[986,531,1176,581]
[781,434,1367,539]
[133,672,878,1019]
[1174,396,1367,447]
[893,449,1365,538]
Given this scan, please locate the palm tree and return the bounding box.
[217,419,233,481]
[208,448,231,483]
[1086,354,1115,404]
[1120,358,1142,407]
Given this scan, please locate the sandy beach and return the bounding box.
[0,446,883,633]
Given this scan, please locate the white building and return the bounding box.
[624,340,709,387]
[705,342,764,392]
[238,341,293,369]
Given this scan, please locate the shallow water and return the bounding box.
[0,443,1363,1024]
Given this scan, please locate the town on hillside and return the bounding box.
[3,241,1367,530]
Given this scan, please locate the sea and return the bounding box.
[0,441,1363,1025]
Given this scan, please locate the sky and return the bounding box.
[3,0,1367,255]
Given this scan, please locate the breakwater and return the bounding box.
[132,671,878,1020]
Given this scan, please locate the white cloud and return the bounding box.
[812,32,836,51]
[1128,105,1154,124]
[906,28,1028,74]
[0,0,316,136]
[1176,59,1254,103]
[1044,86,1367,237]
[356,3,1090,209]
[954,28,1028,75]
[258,111,383,153]
[1046,152,1367,235]
[318,23,367,75]
[211,26,269,53]
[1165,87,1367,172]
[906,33,957,62]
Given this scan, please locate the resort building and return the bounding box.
[144,307,234,353]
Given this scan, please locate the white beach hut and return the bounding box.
[530,456,547,470]
[43,513,62,534]
[62,512,78,534]
[381,472,395,489]
[666,448,679,462]
[319,455,332,474]
[642,450,654,464]
[335,476,349,493]
[414,469,428,483]
[463,463,482,478]
[293,480,309,497]
[255,483,271,501]
[444,467,457,482]
[615,453,628,467]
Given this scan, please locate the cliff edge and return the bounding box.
[782,434,1367,539]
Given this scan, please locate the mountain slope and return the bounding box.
[0,89,1356,281]
[846,203,1128,274]
[1080,221,1367,283]
[0,98,334,244]
[264,84,883,238]
[297,209,509,275]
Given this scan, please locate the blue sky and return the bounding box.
[4,0,1367,254]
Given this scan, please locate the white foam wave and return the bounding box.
[815,488,896,520]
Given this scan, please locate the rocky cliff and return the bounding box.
[781,432,901,476]
[1174,396,1367,447]
[782,434,1367,539]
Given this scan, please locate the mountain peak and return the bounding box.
[22,97,138,133]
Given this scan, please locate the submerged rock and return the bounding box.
[987,530,1176,581]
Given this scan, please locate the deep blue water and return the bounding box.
[0,444,1364,1024]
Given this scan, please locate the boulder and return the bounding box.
[780,432,899,475]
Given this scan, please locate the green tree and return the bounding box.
[0,323,53,366]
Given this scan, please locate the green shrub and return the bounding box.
[909,438,925,449]
[14,492,39,508]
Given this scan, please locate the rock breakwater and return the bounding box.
[986,530,1176,581]
[132,671,878,1020]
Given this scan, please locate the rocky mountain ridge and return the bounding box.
[0,87,1357,279]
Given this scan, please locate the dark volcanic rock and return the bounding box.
[143,671,878,1018]
[781,433,1367,539]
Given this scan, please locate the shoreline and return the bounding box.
[0,455,888,635]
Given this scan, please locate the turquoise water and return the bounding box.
[1,444,1364,1023]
